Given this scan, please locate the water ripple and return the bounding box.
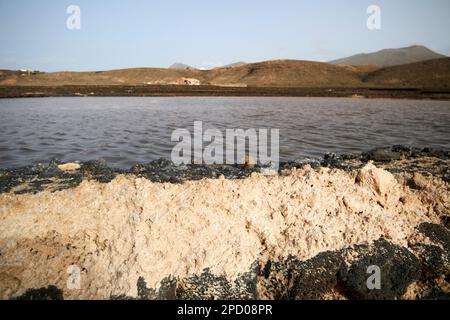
[0,97,449,168]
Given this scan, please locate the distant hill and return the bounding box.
[207,60,362,87]
[0,60,363,87]
[222,62,247,68]
[1,57,449,89]
[0,67,207,86]
[330,45,447,66]
[169,63,195,70]
[363,57,450,89]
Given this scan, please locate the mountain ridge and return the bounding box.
[330,45,447,66]
[168,63,195,70]
[1,47,449,90]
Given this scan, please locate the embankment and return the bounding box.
[0,147,449,300]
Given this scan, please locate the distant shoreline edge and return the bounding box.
[1,85,450,100]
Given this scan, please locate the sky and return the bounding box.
[0,0,449,71]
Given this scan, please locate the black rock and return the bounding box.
[176,263,259,300]
[14,285,64,300]
[417,223,450,251]
[81,160,116,183]
[257,252,344,300]
[364,147,404,162]
[441,216,450,230]
[338,239,421,300]
[391,145,413,156]
[131,159,260,183]
[135,275,177,300]
[136,276,157,300]
[176,269,233,300]
[257,257,301,300]
[413,244,450,279]
[157,276,177,300]
[421,288,450,300]
[290,251,344,300]
[419,148,450,159]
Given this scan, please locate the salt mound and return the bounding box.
[0,163,447,299]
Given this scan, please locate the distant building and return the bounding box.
[178,77,201,86]
[19,69,39,75]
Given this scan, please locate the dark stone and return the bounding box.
[256,252,344,300]
[262,260,272,279]
[131,159,260,183]
[421,288,450,300]
[413,244,449,278]
[136,276,157,300]
[364,147,404,162]
[230,261,259,300]
[417,223,450,250]
[157,276,177,300]
[280,159,322,171]
[338,239,421,300]
[391,145,412,156]
[290,251,344,300]
[417,224,450,278]
[441,216,450,230]
[81,160,116,183]
[444,175,450,184]
[321,153,346,168]
[177,263,258,300]
[319,153,361,171]
[14,285,64,300]
[176,269,233,300]
[135,276,177,300]
[256,257,300,299]
[110,294,135,300]
[419,148,450,159]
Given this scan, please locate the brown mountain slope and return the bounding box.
[1,58,449,90]
[0,60,364,87]
[206,60,363,87]
[363,58,450,89]
[0,68,207,86]
[330,45,447,66]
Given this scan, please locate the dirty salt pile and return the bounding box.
[0,146,449,300]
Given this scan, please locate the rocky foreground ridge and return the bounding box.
[0,146,449,300]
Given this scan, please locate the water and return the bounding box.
[0,97,449,168]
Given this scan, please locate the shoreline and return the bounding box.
[1,146,449,194]
[1,85,450,100]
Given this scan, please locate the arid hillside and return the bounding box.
[1,58,450,90]
[206,60,363,87]
[0,60,361,87]
[330,45,447,66]
[363,58,450,89]
[0,68,208,86]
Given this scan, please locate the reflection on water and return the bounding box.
[0,97,449,168]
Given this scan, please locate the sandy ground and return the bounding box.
[0,161,448,299]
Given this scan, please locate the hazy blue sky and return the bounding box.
[0,0,449,71]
